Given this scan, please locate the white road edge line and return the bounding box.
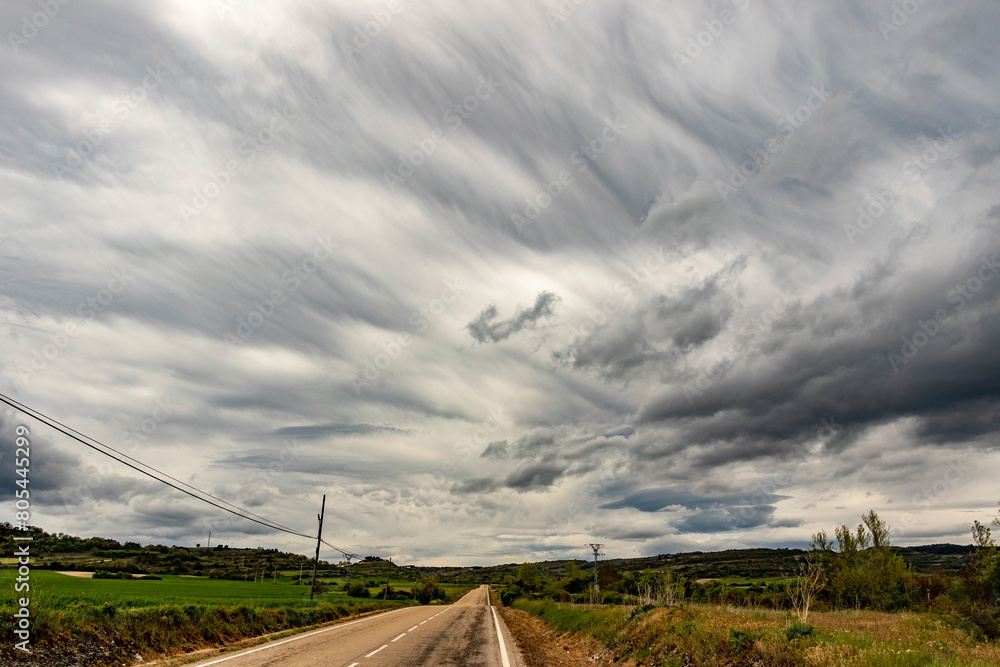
[489,594,513,667]
[188,608,411,666]
[391,633,407,642]
[366,644,388,657]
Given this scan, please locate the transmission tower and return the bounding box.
[585,543,605,592]
[342,552,360,583]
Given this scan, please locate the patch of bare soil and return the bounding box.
[496,606,636,667]
[0,637,144,666]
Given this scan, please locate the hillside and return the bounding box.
[1,523,973,584]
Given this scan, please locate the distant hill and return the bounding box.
[0,523,973,583]
[416,544,973,584]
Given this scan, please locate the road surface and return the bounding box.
[188,585,523,667]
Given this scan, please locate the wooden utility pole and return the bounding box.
[309,494,326,600]
[207,531,211,550]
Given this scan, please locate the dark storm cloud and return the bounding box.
[466,292,561,343]
[0,417,80,498]
[450,477,501,495]
[631,234,1000,471]
[480,440,509,460]
[599,488,785,513]
[553,258,745,379]
[502,463,565,492]
[674,507,776,534]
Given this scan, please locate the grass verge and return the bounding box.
[512,600,1000,666]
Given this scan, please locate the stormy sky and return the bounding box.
[1,0,999,565]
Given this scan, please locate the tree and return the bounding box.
[597,562,622,591]
[516,562,541,592]
[787,552,823,623]
[967,520,998,606]
[827,511,916,611]
[413,575,447,605]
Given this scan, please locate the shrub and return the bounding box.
[785,621,813,640]
[346,581,370,598]
[412,576,446,605]
[728,628,760,654]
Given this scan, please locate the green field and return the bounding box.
[0,570,472,609]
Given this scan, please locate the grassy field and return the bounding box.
[512,600,1000,666]
[0,569,474,663]
[0,569,474,607]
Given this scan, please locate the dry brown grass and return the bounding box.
[513,599,1000,666]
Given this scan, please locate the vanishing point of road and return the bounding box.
[187,585,524,667]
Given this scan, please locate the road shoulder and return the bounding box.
[494,604,633,667]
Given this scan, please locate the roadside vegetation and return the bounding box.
[499,506,1000,666]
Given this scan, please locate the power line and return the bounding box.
[0,392,308,537]
[0,392,314,540]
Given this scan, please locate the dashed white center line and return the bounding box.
[365,645,388,658]
[419,621,427,625]
[408,625,419,632]
[347,663,359,667]
[391,633,407,642]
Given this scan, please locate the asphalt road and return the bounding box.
[188,585,523,667]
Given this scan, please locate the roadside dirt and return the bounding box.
[495,606,635,667]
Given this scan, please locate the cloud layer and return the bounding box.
[1,0,999,565]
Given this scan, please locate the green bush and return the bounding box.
[728,628,760,654]
[412,576,447,605]
[346,581,370,598]
[785,621,813,640]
